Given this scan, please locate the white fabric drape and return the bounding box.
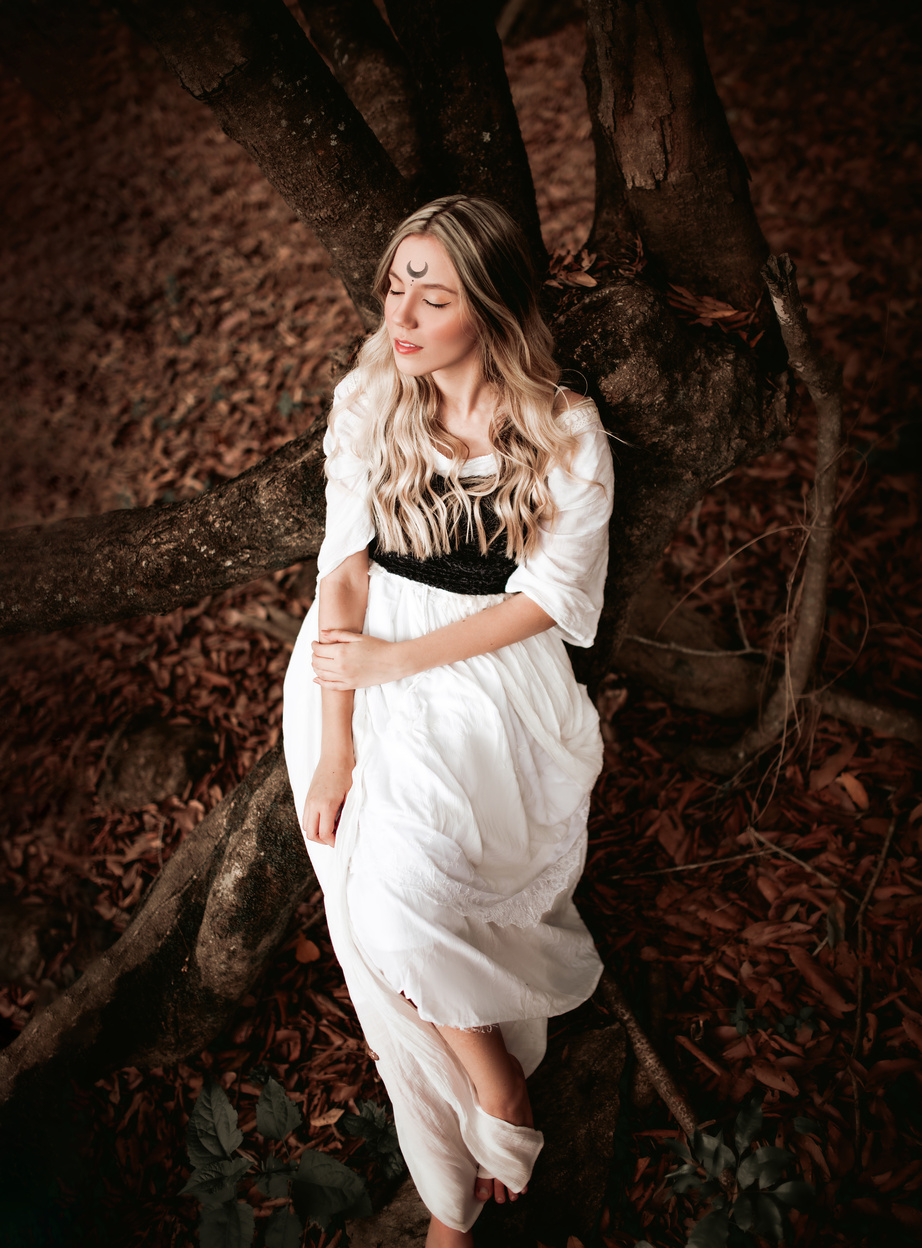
[282,379,613,1231]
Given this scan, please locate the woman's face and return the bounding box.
[384,235,481,380]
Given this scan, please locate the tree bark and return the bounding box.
[0,422,325,637]
[549,277,791,682]
[299,0,424,183]
[0,286,787,641]
[583,0,769,309]
[384,0,546,263]
[0,744,314,1118]
[119,0,415,328]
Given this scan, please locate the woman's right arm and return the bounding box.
[301,549,370,846]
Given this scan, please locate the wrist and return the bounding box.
[394,638,422,680]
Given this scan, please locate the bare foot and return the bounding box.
[426,1214,473,1247]
[433,1025,536,1208]
[473,1055,533,1205]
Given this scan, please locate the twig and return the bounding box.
[849,816,899,1154]
[687,255,844,776]
[596,973,696,1139]
[602,849,766,880]
[745,827,860,903]
[623,634,766,659]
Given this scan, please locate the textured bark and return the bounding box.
[384,0,545,262]
[119,0,415,327]
[583,0,769,308]
[0,744,314,1116]
[0,285,788,641]
[0,421,325,637]
[299,0,424,183]
[348,1017,626,1248]
[548,277,791,682]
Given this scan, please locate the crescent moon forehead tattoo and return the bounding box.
[406,259,429,279]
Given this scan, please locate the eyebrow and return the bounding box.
[388,269,458,295]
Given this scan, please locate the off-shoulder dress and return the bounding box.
[282,374,614,1232]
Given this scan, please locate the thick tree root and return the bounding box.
[0,744,314,1121]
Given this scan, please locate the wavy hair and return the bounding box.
[329,195,580,561]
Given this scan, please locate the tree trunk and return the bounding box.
[384,0,546,263]
[119,0,416,327]
[0,744,314,1121]
[299,0,424,183]
[584,0,769,309]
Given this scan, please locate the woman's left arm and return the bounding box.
[311,593,553,691]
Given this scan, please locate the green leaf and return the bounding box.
[692,1130,735,1179]
[339,1100,405,1176]
[733,1094,763,1155]
[198,1200,255,1248]
[793,1116,821,1136]
[291,1149,372,1230]
[756,1146,794,1189]
[264,1206,304,1248]
[732,1190,787,1241]
[255,1157,296,1199]
[187,1081,244,1166]
[181,1157,252,1204]
[771,1180,814,1209]
[256,1078,302,1142]
[731,1189,758,1231]
[662,1138,694,1164]
[687,1207,730,1248]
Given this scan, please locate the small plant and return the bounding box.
[181,1076,373,1245]
[340,1099,405,1179]
[637,1096,815,1248]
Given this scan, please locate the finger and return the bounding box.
[317,806,337,846]
[320,628,360,642]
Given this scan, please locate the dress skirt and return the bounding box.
[282,561,605,1231]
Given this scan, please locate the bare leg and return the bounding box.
[425,1215,474,1247]
[435,1023,533,1206]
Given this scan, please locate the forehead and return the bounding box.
[391,234,458,282]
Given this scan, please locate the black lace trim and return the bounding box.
[369,475,519,596]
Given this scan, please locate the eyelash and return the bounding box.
[388,289,449,309]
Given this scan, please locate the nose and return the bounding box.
[393,295,417,330]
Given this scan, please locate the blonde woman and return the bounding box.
[283,195,614,1247]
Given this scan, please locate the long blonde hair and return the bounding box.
[330,195,579,561]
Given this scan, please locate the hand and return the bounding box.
[311,629,410,690]
[302,753,354,847]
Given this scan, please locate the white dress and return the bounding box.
[282,375,614,1232]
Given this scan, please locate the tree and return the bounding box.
[0,0,856,1223]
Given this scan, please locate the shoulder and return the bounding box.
[553,389,603,436]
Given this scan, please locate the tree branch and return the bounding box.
[582,0,769,308]
[688,254,843,774]
[384,0,545,262]
[0,423,325,637]
[119,0,415,327]
[299,0,424,183]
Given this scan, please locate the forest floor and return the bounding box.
[1,1,921,1246]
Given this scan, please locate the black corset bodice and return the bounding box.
[369,475,518,595]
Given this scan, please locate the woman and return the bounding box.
[283,195,613,1246]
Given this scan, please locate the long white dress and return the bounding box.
[282,375,614,1232]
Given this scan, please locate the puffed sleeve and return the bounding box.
[315,372,376,582]
[504,401,614,648]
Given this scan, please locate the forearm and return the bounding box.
[317,553,369,757]
[399,593,554,678]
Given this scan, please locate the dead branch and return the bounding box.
[688,254,844,774]
[596,971,696,1139]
